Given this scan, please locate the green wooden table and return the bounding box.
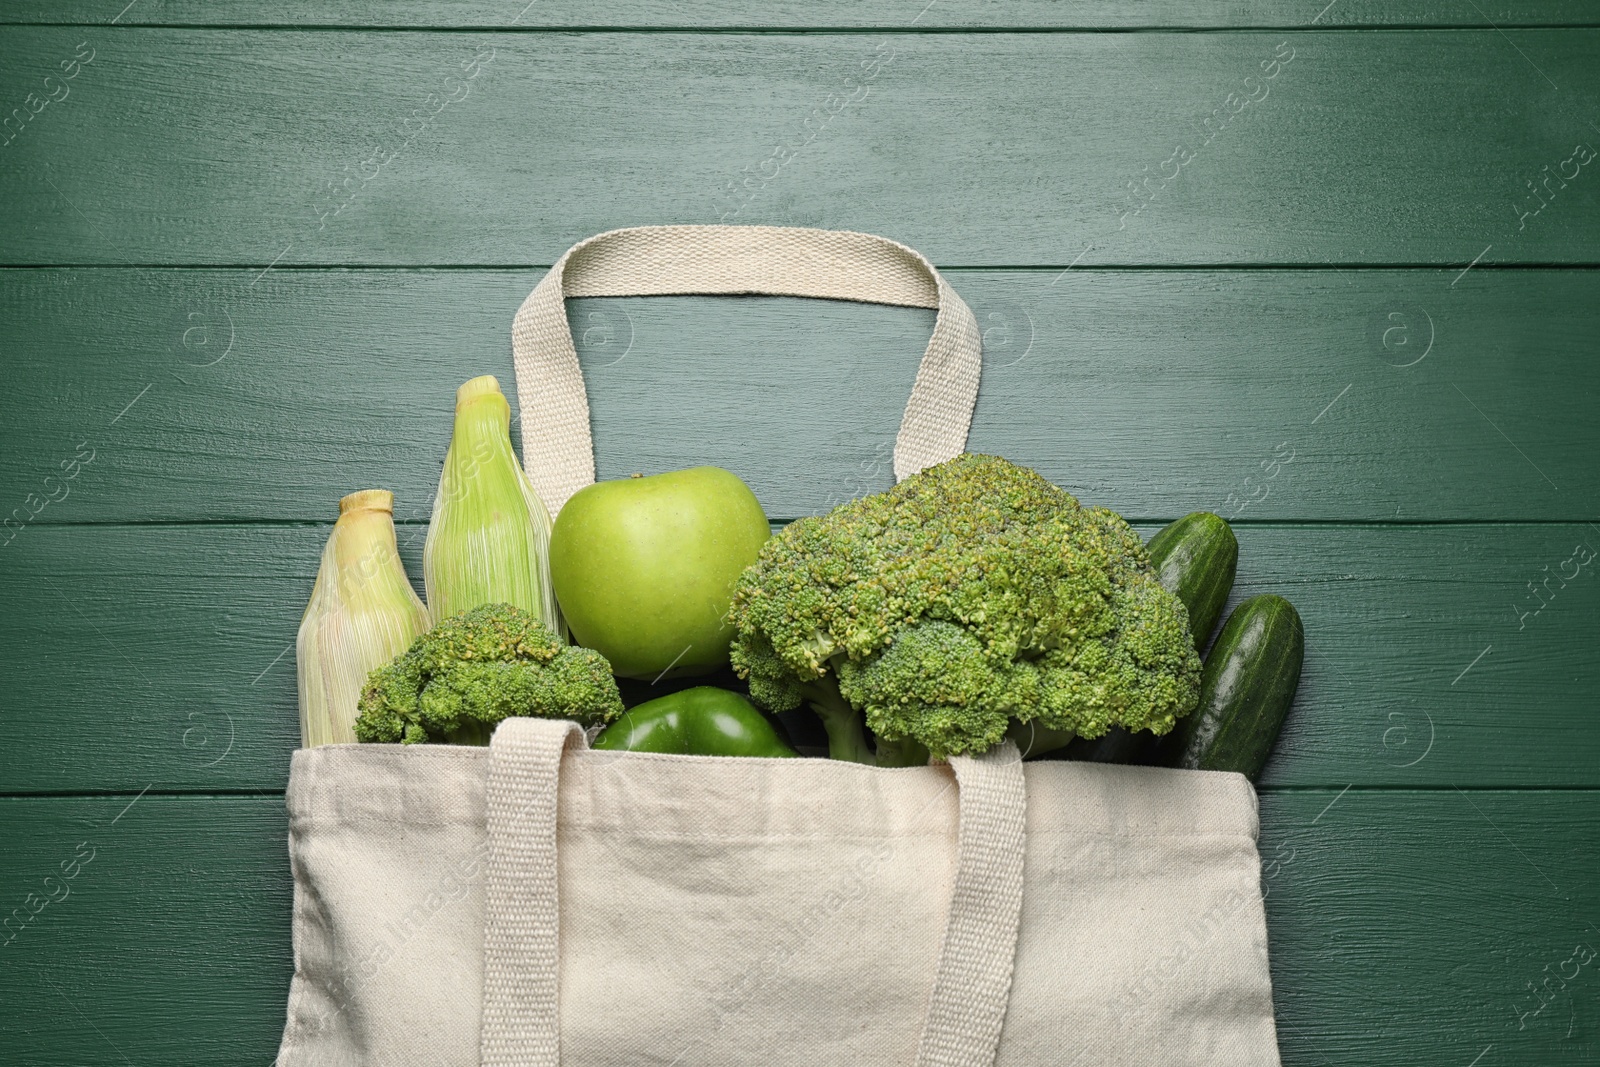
[3,3,1597,1063]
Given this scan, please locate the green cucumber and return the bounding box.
[1163,594,1304,781]
[1146,511,1238,652]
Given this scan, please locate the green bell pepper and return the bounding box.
[592,686,798,758]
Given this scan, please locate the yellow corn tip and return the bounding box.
[424,374,562,634]
[297,489,431,747]
[456,374,503,404]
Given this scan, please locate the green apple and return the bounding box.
[549,466,770,679]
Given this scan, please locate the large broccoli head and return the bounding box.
[354,603,623,744]
[727,454,1202,759]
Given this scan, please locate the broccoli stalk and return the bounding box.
[796,672,876,765]
[786,659,931,766]
[873,735,932,768]
[1005,720,1076,759]
[354,603,623,744]
[728,454,1203,761]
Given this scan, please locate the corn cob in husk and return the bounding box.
[297,489,431,747]
[424,375,562,631]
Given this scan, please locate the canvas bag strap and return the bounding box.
[481,717,589,1067]
[509,224,984,515]
[916,740,1028,1067]
[481,723,1027,1067]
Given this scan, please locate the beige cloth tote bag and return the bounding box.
[275,226,1282,1067]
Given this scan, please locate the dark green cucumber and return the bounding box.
[1164,594,1304,781]
[1146,511,1238,653]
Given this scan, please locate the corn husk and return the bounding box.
[424,375,561,631]
[297,489,431,746]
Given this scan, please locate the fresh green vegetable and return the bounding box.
[425,375,561,631]
[1061,510,1240,764]
[873,736,931,768]
[728,453,1202,760]
[354,603,622,744]
[790,672,878,765]
[592,686,797,758]
[1062,725,1155,765]
[297,489,431,746]
[1006,720,1077,760]
[1160,594,1304,780]
[1146,511,1238,652]
[550,466,770,679]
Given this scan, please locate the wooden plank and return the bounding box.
[3,521,1597,794]
[1260,789,1600,1064]
[0,796,292,1066]
[1,268,1595,524]
[2,790,1595,1065]
[1232,523,1600,790]
[1,1,1595,28]
[2,30,1598,266]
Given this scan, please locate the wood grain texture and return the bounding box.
[2,1,1596,28]
[2,30,1598,266]
[3,521,1597,794]
[2,790,1595,1065]
[1,268,1595,524]
[1260,789,1600,1065]
[0,796,292,1066]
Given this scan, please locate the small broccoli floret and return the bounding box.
[354,603,623,744]
[730,631,805,714]
[838,620,1035,759]
[727,454,1202,760]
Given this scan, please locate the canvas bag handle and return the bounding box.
[508,224,984,514]
[480,718,589,1067]
[482,718,1027,1067]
